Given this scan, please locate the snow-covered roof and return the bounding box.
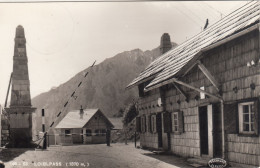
[55,109,114,129]
[127,1,260,91]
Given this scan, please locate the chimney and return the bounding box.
[160,33,172,55]
[80,105,84,119]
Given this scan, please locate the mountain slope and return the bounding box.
[32,43,177,133]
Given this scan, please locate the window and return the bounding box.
[141,115,146,133]
[101,129,106,136]
[95,129,100,136]
[172,112,179,132]
[94,129,106,136]
[239,102,256,134]
[150,115,157,133]
[86,129,92,136]
[65,129,71,136]
[171,111,184,133]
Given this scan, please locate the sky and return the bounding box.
[0,1,250,105]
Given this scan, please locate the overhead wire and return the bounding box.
[179,2,204,23]
[201,1,224,17]
[172,3,202,27]
[196,2,220,21]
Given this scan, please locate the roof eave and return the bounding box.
[125,70,162,90]
[83,109,114,128]
[144,22,260,92]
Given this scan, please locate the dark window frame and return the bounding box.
[95,129,100,136]
[238,100,258,136]
[65,129,71,136]
[86,129,92,136]
[101,129,106,136]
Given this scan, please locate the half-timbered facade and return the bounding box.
[127,1,260,167]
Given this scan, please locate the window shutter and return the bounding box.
[171,113,174,133]
[253,99,259,135]
[141,116,145,133]
[141,116,145,132]
[163,112,172,133]
[144,115,146,132]
[150,115,153,133]
[150,116,153,133]
[224,103,238,134]
[153,115,157,133]
[178,111,184,133]
[147,115,151,133]
[136,117,141,132]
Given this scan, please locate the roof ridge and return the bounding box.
[127,1,260,90]
[154,1,258,62]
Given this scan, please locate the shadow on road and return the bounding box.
[0,148,34,162]
[143,153,193,168]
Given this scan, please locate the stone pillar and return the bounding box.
[160,33,172,55]
[5,25,36,148]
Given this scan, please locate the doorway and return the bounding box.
[212,104,222,157]
[199,106,209,155]
[156,113,162,148]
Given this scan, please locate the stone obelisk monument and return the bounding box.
[5,25,36,148]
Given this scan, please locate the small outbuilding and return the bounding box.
[55,108,114,145]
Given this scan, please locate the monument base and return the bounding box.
[5,106,36,148]
[8,128,36,148]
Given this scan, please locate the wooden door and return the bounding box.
[162,113,168,150]
[156,113,162,148]
[213,103,222,157]
[199,106,209,155]
[199,105,214,157]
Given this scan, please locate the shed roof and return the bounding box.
[127,1,260,91]
[55,109,113,129]
[108,118,123,130]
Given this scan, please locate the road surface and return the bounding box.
[0,143,193,168]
